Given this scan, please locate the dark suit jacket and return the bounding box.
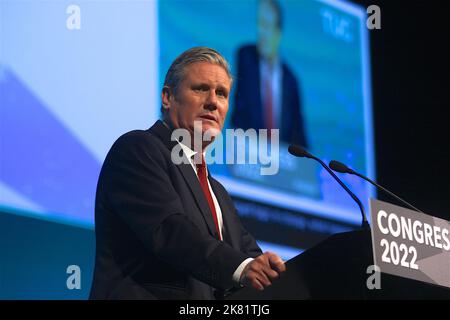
[89,120,262,300]
[231,45,308,147]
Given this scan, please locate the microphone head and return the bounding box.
[329,160,353,174]
[288,145,313,158]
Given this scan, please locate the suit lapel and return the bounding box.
[177,163,218,238]
[149,120,218,238]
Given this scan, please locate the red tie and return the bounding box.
[196,155,222,240]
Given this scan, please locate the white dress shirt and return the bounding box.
[259,56,283,128]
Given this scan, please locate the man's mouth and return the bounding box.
[198,114,217,123]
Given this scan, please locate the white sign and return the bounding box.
[370,199,450,289]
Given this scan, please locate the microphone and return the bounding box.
[288,145,369,229]
[329,160,424,213]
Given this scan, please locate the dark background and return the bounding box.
[352,0,449,220]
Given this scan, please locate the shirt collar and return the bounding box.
[261,55,280,71]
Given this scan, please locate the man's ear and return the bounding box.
[161,86,171,110]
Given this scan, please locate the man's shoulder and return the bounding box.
[112,129,160,151]
[238,44,257,53]
[104,125,169,164]
[112,120,170,151]
[116,128,154,142]
[281,62,299,85]
[237,44,258,60]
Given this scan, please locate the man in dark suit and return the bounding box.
[231,0,308,147]
[89,47,285,299]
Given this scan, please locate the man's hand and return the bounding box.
[240,252,286,291]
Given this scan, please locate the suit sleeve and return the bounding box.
[98,132,249,290]
[238,218,263,258]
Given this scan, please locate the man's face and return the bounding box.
[162,62,231,147]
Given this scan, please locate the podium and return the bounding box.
[227,229,450,299]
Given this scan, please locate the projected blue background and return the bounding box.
[0,0,159,227]
[1,0,374,227]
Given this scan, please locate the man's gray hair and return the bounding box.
[163,46,233,94]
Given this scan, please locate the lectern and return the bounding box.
[227,229,450,299]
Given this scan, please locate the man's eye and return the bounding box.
[193,86,208,92]
[217,90,228,98]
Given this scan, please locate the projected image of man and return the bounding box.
[232,0,308,147]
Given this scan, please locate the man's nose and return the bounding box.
[204,90,218,111]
